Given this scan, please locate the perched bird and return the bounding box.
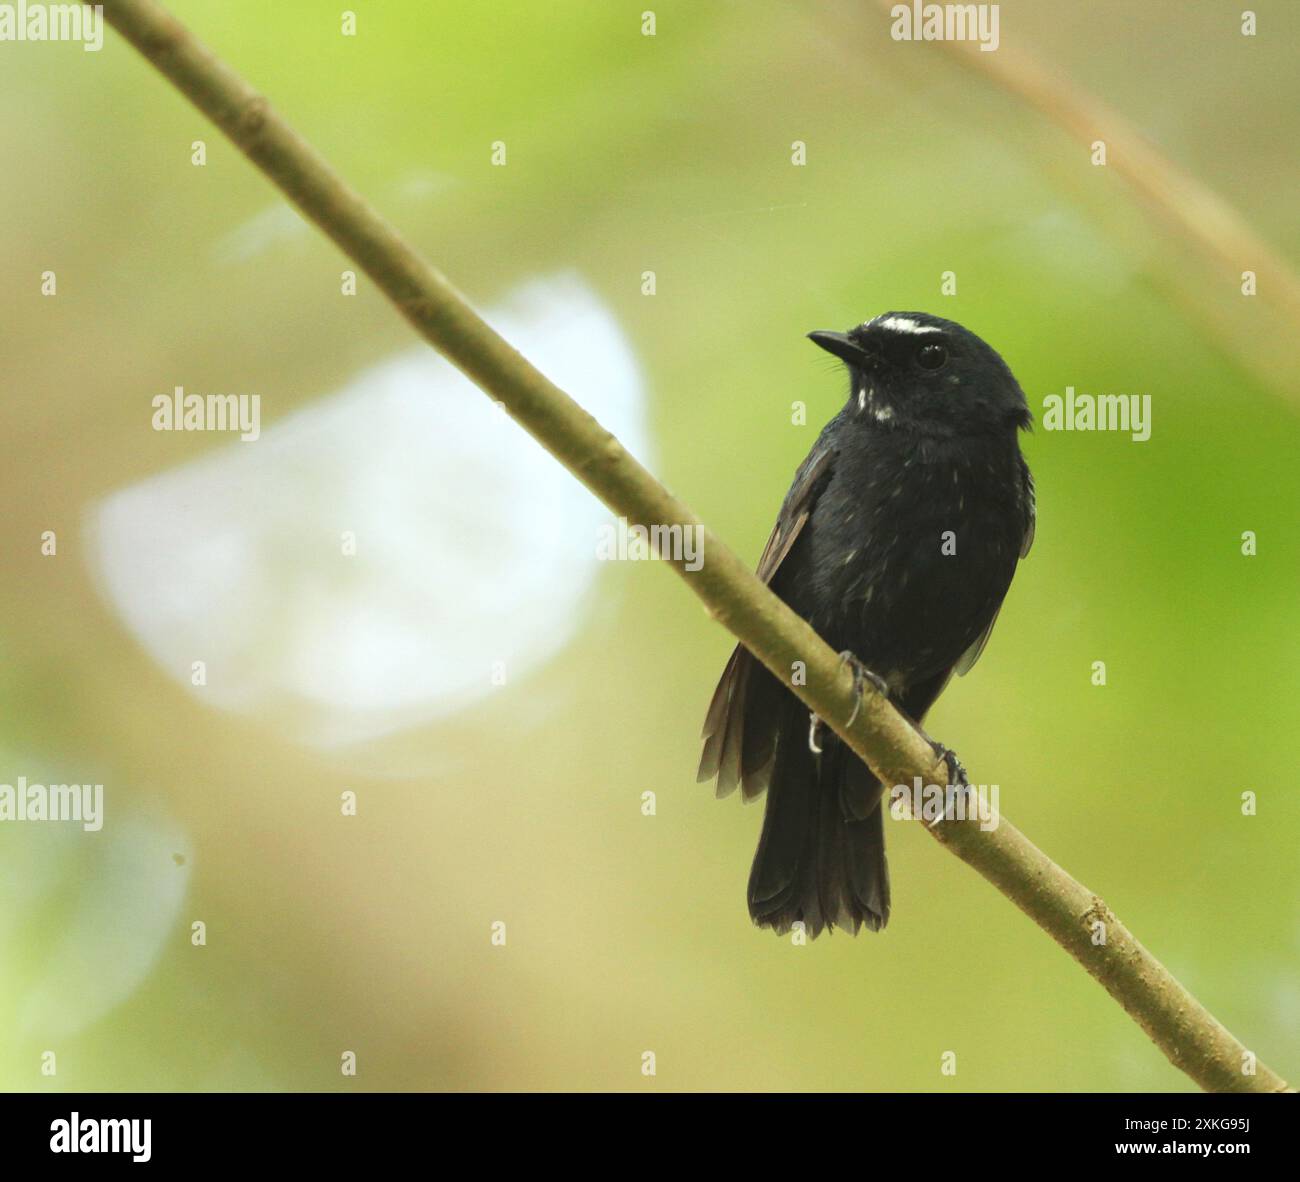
[697,312,1035,937]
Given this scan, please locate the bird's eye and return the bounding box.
[917,342,948,371]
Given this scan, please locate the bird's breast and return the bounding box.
[809,439,1026,679]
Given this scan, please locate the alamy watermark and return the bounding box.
[50,1113,150,1163]
[597,517,705,572]
[890,777,1000,831]
[0,3,103,50]
[152,387,261,441]
[0,776,103,831]
[1042,386,1152,442]
[889,3,1000,52]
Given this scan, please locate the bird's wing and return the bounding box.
[698,441,836,798]
[753,442,836,585]
[954,481,1035,677]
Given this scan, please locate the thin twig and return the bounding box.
[93,0,1288,1093]
[937,29,1300,330]
[863,0,1299,392]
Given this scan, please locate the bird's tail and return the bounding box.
[747,719,891,937]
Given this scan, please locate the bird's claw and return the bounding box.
[837,650,889,727]
[928,740,972,829]
[810,655,887,753]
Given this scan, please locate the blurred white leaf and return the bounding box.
[88,273,652,747]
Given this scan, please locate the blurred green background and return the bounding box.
[1,0,1297,1091]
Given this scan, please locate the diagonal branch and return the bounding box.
[863,0,1299,397]
[92,0,1288,1093]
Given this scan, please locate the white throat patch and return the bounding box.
[858,385,893,422]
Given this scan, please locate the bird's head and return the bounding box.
[808,312,1032,437]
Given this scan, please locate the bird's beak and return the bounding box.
[807,330,870,367]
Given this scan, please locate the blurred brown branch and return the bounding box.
[865,0,1299,393]
[94,0,1289,1093]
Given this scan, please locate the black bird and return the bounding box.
[697,312,1035,937]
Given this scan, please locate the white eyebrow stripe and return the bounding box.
[875,316,943,335]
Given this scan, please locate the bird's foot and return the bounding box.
[807,712,824,755]
[837,650,889,727]
[928,739,973,829]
